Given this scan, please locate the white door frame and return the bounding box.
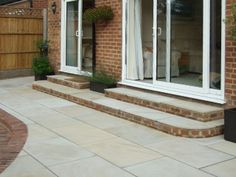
[60,0,91,76]
[121,0,226,104]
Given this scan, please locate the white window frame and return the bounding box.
[121,0,226,104]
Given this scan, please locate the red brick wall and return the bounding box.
[32,0,48,8]
[47,0,61,72]
[47,0,122,77]
[225,0,236,107]
[47,0,236,107]
[95,0,122,79]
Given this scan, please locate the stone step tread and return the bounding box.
[48,75,89,83]
[33,81,223,130]
[33,80,83,94]
[106,88,223,113]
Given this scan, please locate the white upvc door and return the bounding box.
[153,0,208,93]
[61,0,91,76]
[122,0,226,104]
[152,0,225,102]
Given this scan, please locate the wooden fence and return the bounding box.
[0,7,46,78]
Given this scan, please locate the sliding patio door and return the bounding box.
[61,0,94,75]
[123,0,225,103]
[154,0,204,89]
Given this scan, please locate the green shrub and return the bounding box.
[32,56,53,76]
[36,39,48,56]
[83,6,114,23]
[227,2,236,41]
[90,72,117,85]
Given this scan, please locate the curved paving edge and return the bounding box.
[0,109,28,174]
[32,83,224,138]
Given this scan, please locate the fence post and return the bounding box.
[43,8,48,41]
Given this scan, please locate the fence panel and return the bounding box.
[0,7,44,77]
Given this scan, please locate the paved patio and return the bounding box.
[0,77,236,177]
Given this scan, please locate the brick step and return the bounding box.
[47,75,89,89]
[105,88,224,122]
[32,81,224,138]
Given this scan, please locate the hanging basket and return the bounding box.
[83,6,114,24]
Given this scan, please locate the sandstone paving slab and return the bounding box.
[20,90,56,100]
[17,150,28,157]
[33,81,81,94]
[14,104,57,117]
[209,141,236,156]
[71,109,134,129]
[105,123,174,146]
[107,88,222,113]
[0,76,33,88]
[24,124,58,147]
[72,90,105,101]
[53,105,101,118]
[187,135,224,146]
[202,158,236,177]
[126,157,214,177]
[147,138,233,168]
[24,137,94,166]
[50,156,135,177]
[159,116,223,129]
[107,87,176,103]
[52,121,117,146]
[93,97,145,111]
[163,99,222,113]
[93,97,174,121]
[84,137,162,167]
[28,111,79,129]
[8,86,36,95]
[0,88,8,95]
[1,155,57,177]
[35,97,77,108]
[0,103,35,125]
[54,105,134,129]
[0,94,37,110]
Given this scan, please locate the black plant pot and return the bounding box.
[90,81,116,93]
[35,74,47,81]
[224,108,236,143]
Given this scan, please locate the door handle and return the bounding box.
[158,27,162,36]
[76,30,79,37]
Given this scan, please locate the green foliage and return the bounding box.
[32,56,53,76]
[90,72,117,85]
[36,39,48,50]
[230,2,236,41]
[83,6,114,23]
[36,39,49,56]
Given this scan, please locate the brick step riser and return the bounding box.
[47,77,89,89]
[105,91,224,122]
[32,84,223,138]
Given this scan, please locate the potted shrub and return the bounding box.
[90,72,117,93]
[83,6,114,24]
[224,108,236,143]
[32,56,53,81]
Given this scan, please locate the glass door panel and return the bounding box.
[81,0,94,73]
[210,0,222,90]
[66,0,78,67]
[170,0,203,87]
[156,0,167,82]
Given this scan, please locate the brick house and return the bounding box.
[47,0,236,108]
[0,0,48,8]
